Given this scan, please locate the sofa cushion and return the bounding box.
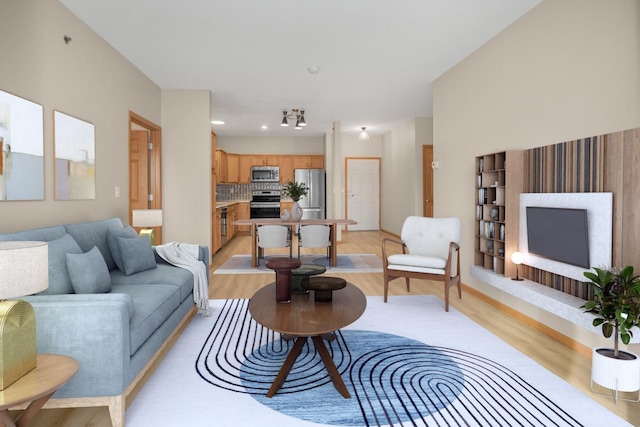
[118,236,157,276]
[106,226,139,273]
[111,284,181,355]
[110,264,194,303]
[0,225,67,243]
[65,218,124,271]
[66,246,112,294]
[40,233,83,295]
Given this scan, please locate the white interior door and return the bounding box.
[346,158,380,230]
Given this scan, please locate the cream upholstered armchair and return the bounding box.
[382,216,461,311]
[257,225,292,260]
[297,224,331,259]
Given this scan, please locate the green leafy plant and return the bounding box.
[281,180,308,202]
[582,266,640,358]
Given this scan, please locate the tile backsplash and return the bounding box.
[216,183,282,201]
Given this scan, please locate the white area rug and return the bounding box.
[213,253,383,274]
[125,296,630,426]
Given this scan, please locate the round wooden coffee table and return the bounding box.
[0,354,78,427]
[248,281,366,398]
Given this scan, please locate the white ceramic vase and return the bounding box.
[591,347,640,395]
[290,201,303,222]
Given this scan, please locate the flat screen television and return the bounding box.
[526,206,590,269]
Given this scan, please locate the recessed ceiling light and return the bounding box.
[261,125,268,130]
[211,120,225,125]
[307,66,320,75]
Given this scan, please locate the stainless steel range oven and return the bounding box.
[250,190,281,218]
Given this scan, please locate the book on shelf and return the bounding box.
[476,205,482,220]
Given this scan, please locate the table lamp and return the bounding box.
[132,209,163,245]
[0,241,48,389]
[511,251,524,281]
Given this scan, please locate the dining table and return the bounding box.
[232,218,357,267]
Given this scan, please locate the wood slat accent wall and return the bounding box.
[522,136,606,300]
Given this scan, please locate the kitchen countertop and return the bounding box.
[215,200,248,209]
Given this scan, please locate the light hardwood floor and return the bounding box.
[24,230,639,426]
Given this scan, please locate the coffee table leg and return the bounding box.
[311,335,350,398]
[266,337,307,398]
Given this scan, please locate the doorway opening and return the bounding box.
[129,111,163,243]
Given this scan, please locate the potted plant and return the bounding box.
[582,266,640,402]
[281,181,308,221]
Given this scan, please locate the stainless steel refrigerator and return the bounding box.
[294,168,326,219]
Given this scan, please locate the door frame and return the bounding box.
[128,111,162,224]
[422,145,433,217]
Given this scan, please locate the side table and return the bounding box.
[0,354,78,427]
[291,263,327,293]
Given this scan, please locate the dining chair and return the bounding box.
[297,224,331,259]
[382,216,461,311]
[257,225,292,260]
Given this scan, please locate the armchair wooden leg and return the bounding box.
[383,277,389,303]
[405,278,410,292]
[444,281,450,312]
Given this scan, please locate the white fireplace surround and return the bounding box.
[519,192,613,281]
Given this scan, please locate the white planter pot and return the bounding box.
[290,202,303,222]
[591,347,640,393]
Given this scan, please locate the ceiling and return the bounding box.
[59,0,542,137]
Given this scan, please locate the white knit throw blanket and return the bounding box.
[155,242,211,317]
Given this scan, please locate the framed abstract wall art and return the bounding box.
[0,89,44,201]
[54,110,96,200]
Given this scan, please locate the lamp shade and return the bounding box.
[132,209,163,227]
[0,241,48,299]
[511,251,525,265]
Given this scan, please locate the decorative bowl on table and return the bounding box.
[304,277,347,302]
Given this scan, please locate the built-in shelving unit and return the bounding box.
[474,151,523,278]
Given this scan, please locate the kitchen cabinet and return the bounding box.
[227,204,238,241]
[215,149,227,182]
[293,155,324,170]
[236,202,250,233]
[226,154,239,183]
[213,208,222,253]
[279,156,294,183]
[266,155,279,165]
[239,156,252,183]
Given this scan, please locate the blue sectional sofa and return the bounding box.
[0,217,209,427]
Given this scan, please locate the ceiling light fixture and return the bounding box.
[211,120,225,125]
[358,127,370,140]
[280,109,306,129]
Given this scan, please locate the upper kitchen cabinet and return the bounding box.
[279,156,294,183]
[226,153,240,183]
[250,155,279,166]
[215,149,227,182]
[293,155,324,169]
[239,156,252,183]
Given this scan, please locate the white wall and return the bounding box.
[0,0,161,231]
[161,90,212,249]
[433,0,640,350]
[380,117,432,235]
[217,135,324,154]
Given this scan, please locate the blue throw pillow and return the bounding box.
[117,236,157,276]
[66,246,112,294]
[41,233,83,295]
[107,226,139,273]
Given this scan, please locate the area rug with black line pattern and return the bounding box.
[125,295,630,426]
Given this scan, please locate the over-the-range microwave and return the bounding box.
[250,166,280,182]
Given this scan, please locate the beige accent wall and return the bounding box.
[161,90,212,249]
[0,0,160,231]
[433,0,640,349]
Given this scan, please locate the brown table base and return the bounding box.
[266,336,350,398]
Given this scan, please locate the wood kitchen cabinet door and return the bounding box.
[310,156,324,169]
[236,202,250,232]
[279,155,294,183]
[266,155,279,166]
[226,154,239,183]
[239,155,252,183]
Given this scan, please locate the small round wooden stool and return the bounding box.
[265,257,302,303]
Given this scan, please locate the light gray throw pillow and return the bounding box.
[41,233,83,295]
[117,236,157,276]
[107,225,139,273]
[66,246,112,294]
